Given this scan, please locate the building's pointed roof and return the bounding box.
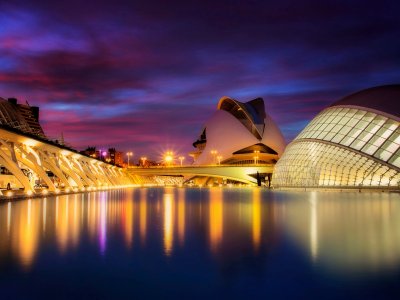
[217,96,266,139]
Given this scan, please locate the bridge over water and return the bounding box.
[128,164,275,185]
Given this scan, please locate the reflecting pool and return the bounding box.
[0,188,400,299]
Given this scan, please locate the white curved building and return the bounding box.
[191,96,286,166]
[272,85,400,189]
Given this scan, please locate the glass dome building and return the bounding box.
[272,85,400,189]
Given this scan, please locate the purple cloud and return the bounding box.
[0,0,399,161]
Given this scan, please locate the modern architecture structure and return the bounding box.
[272,85,400,189]
[0,97,45,138]
[191,96,286,166]
[0,97,132,195]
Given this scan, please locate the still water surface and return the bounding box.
[0,188,399,299]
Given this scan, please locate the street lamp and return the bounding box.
[217,155,222,165]
[141,156,147,167]
[164,151,173,166]
[210,150,218,164]
[179,156,185,166]
[254,150,260,165]
[127,152,133,167]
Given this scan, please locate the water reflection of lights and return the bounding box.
[163,190,174,256]
[209,188,223,253]
[178,189,185,246]
[252,188,261,252]
[43,198,47,233]
[1,188,399,277]
[7,202,11,235]
[309,192,318,262]
[283,193,400,274]
[123,189,134,248]
[99,192,107,255]
[140,189,147,245]
[18,199,39,270]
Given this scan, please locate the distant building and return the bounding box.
[108,148,123,166]
[0,97,45,138]
[272,85,400,189]
[81,147,98,158]
[80,147,123,166]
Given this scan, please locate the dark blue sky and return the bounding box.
[1,0,399,161]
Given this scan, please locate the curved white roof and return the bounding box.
[193,97,286,165]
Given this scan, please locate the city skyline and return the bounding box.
[1,0,400,160]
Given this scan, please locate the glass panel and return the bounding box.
[388,131,400,144]
[371,115,387,126]
[389,154,400,168]
[364,123,382,135]
[362,143,379,156]
[355,120,369,130]
[331,134,345,144]
[382,120,398,131]
[374,149,393,161]
[351,139,367,151]
[347,118,360,127]
[353,110,366,119]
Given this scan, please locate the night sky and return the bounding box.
[1,0,399,161]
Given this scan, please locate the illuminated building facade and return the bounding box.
[191,96,286,165]
[0,97,45,138]
[108,148,123,166]
[272,85,400,189]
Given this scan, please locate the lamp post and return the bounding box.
[179,156,185,166]
[141,156,147,167]
[254,150,260,165]
[127,152,133,167]
[210,150,218,164]
[217,155,222,165]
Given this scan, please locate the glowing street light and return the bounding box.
[100,151,107,161]
[217,155,222,165]
[164,151,173,166]
[210,150,218,164]
[127,152,133,167]
[254,150,260,165]
[179,156,185,166]
[141,156,147,167]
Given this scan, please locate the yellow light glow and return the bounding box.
[124,190,134,248]
[209,188,223,253]
[252,189,261,252]
[140,189,147,245]
[17,199,39,270]
[163,192,174,256]
[178,189,185,245]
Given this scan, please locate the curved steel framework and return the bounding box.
[0,127,132,195]
[273,105,400,189]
